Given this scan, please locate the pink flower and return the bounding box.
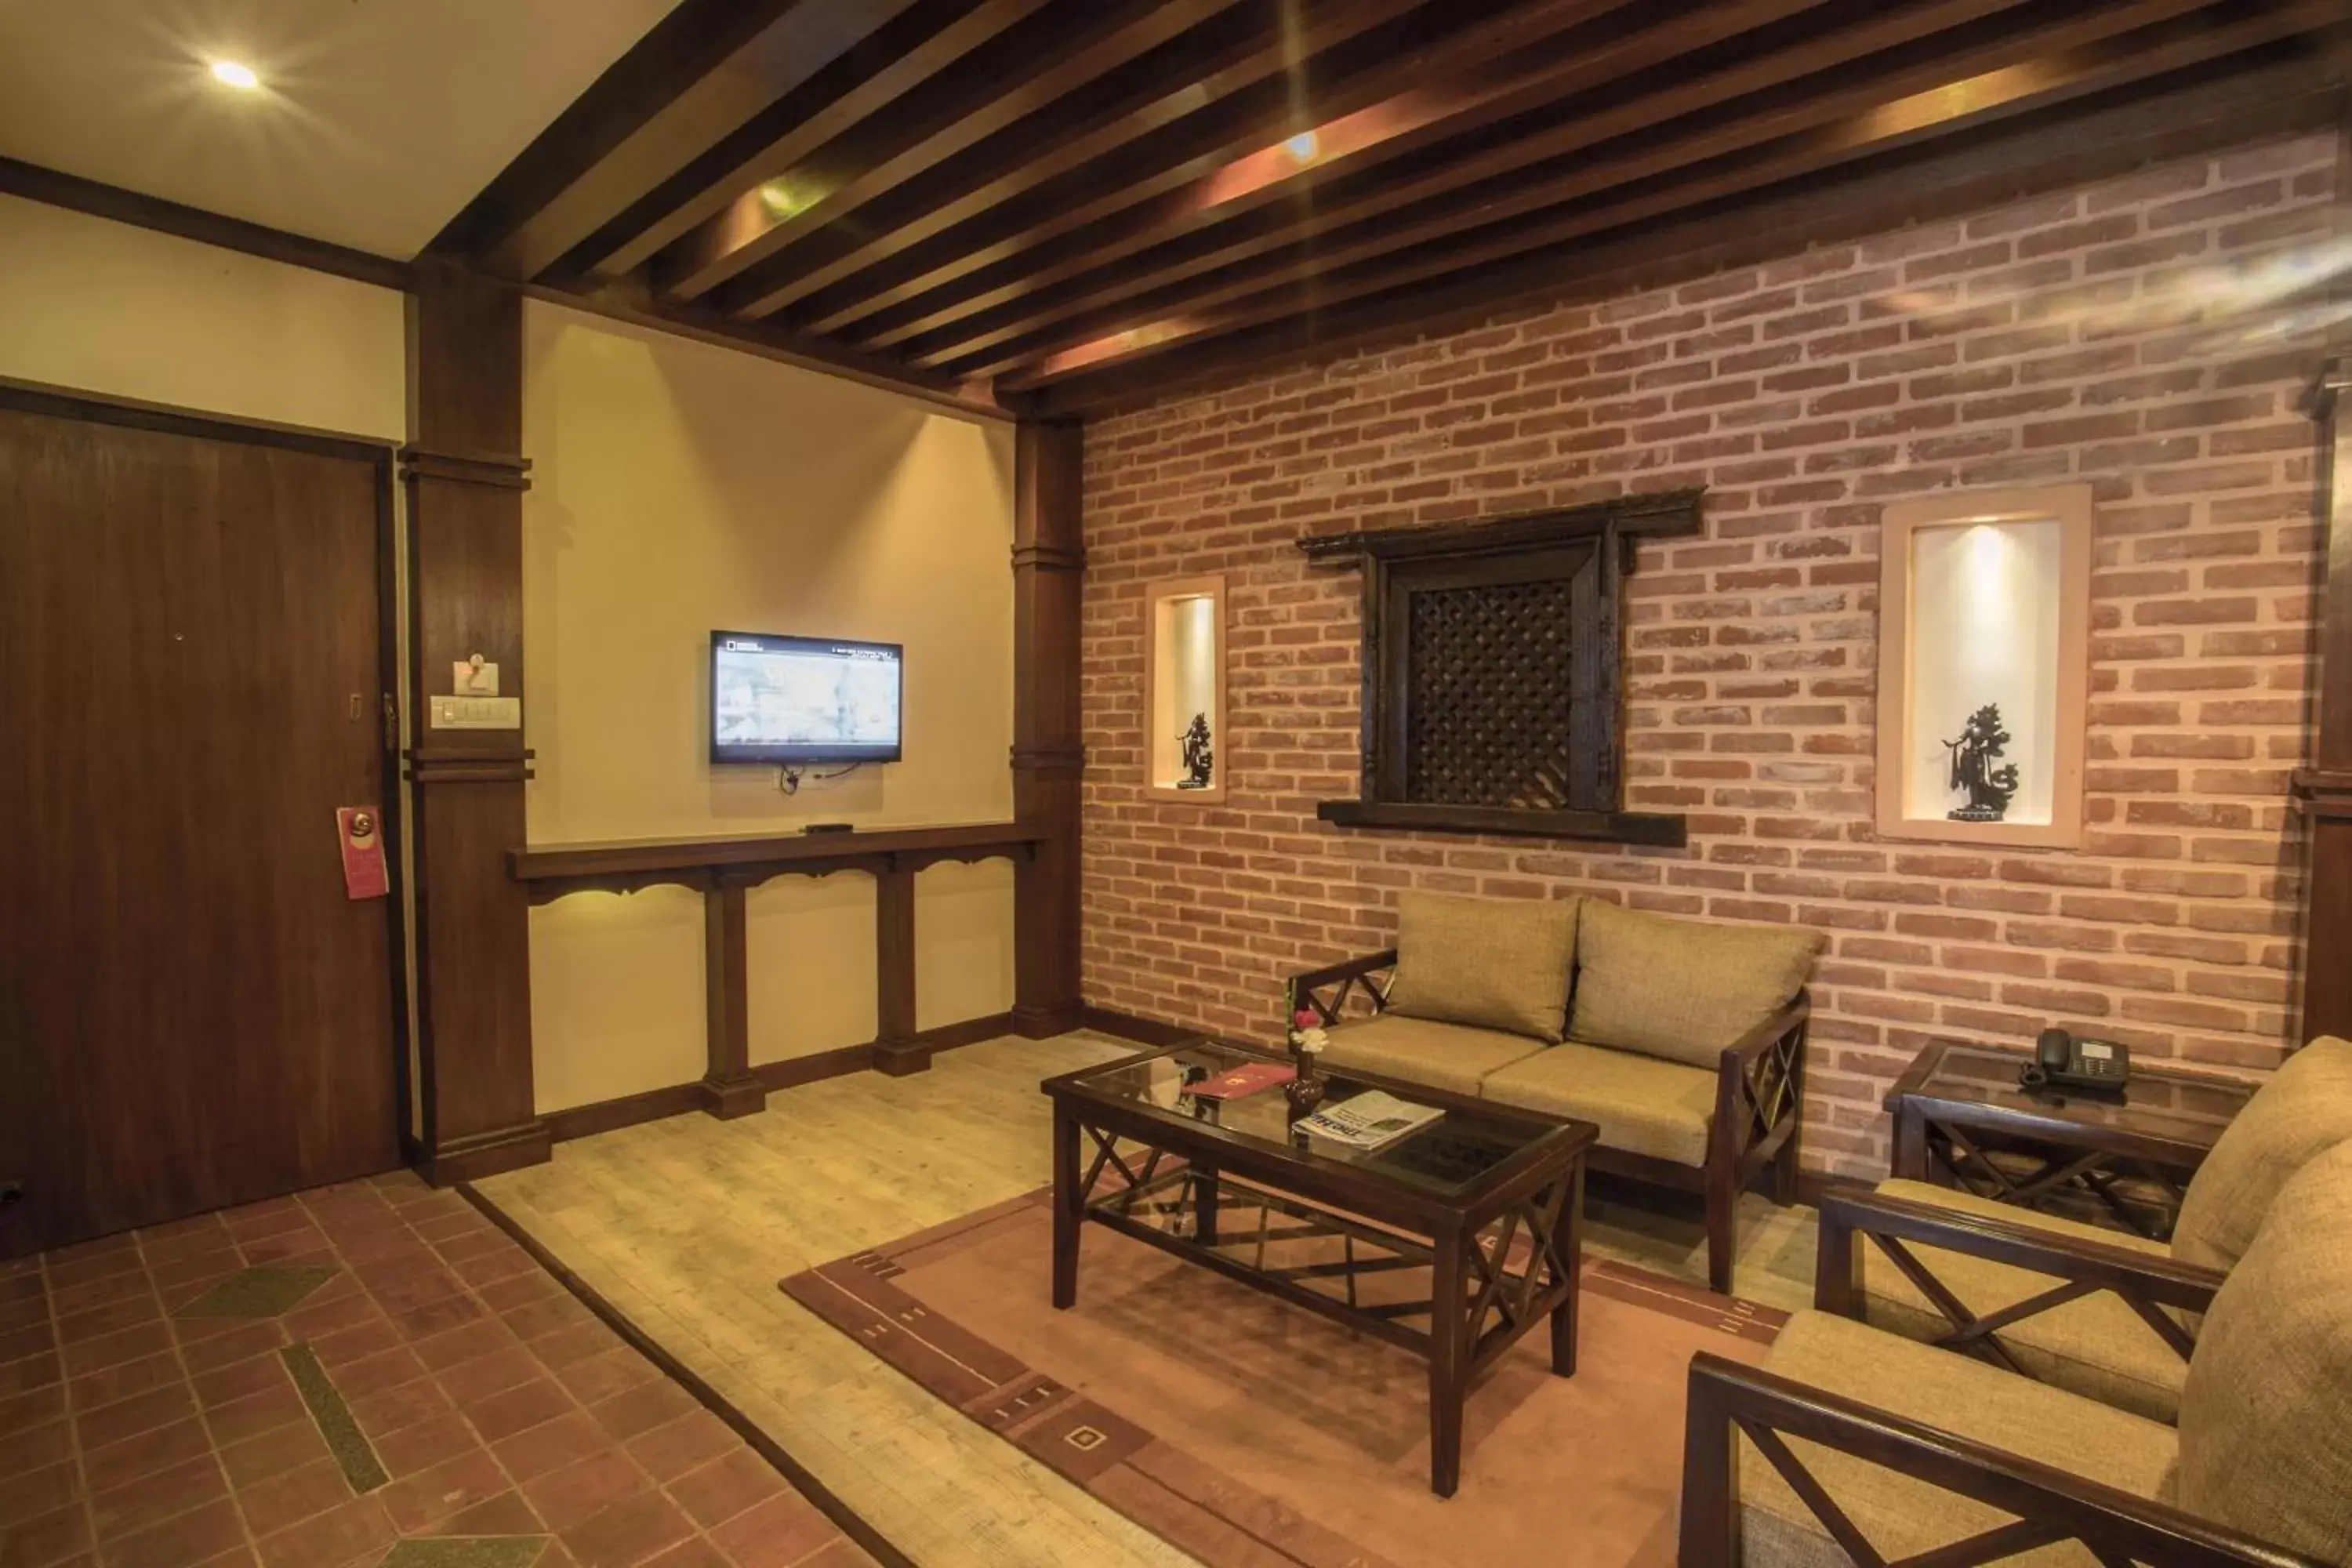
[1292,1008,1319,1031]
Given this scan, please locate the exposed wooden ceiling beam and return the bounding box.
[572,0,1054,282]
[982,0,2317,387]
[654,0,1240,303]
[1018,49,2339,416]
[701,0,1439,323]
[474,0,927,281]
[781,0,1666,341]
[922,0,2183,376]
[430,0,824,264]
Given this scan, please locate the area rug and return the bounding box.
[781,1189,1783,1568]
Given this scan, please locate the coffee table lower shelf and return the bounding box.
[1049,1115,1586,1497]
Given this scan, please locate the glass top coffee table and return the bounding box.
[1042,1038,1597,1497]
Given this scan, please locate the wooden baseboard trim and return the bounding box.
[456,1185,915,1568]
[423,1121,553,1185]
[1078,1004,1219,1049]
[542,1013,1021,1145]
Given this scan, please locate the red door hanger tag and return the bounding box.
[337,807,390,900]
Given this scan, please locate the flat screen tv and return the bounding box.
[710,631,903,764]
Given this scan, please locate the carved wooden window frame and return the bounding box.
[1297,491,1702,846]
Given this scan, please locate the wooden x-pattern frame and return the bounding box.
[1044,1043,1594,1497]
[1676,1352,2321,1568]
[1289,952,1810,1292]
[1885,1041,2254,1244]
[1812,1186,2223,1389]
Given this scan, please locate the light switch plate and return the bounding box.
[429,695,521,730]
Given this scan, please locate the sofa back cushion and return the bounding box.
[1387,891,1579,1043]
[2175,1138,2352,1564]
[2172,1035,2352,1272]
[1568,900,1821,1069]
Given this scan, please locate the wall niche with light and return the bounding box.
[1143,575,1227,803]
[1875,485,2092,848]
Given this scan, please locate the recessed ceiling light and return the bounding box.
[209,60,260,90]
[1284,131,1320,163]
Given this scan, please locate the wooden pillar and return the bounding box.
[1011,419,1086,1037]
[2294,354,2352,1045]
[402,259,549,1183]
[699,881,764,1116]
[2290,96,2352,1048]
[873,862,924,1076]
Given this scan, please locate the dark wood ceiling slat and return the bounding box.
[785,0,1661,340]
[710,0,1439,322]
[566,0,1053,283]
[1019,49,2336,416]
[999,2,2330,390]
[655,0,1237,303]
[429,0,818,260]
[480,0,928,281]
[912,0,2120,372]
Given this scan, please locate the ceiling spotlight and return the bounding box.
[1284,131,1319,163]
[209,60,260,90]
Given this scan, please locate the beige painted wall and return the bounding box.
[0,194,406,437]
[521,300,1018,1113]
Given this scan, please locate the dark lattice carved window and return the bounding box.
[1297,492,1703,845]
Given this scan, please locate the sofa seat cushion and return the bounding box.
[1318,1015,1548,1098]
[2170,1034,2352,1272]
[1477,1040,1716,1167]
[1857,1180,2188,1424]
[1739,1310,2178,1568]
[1387,890,1580,1042]
[1570,899,1822,1069]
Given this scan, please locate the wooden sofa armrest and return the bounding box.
[1712,993,1811,1173]
[1679,1352,2319,1568]
[1285,949,1398,1027]
[1813,1183,2226,1367]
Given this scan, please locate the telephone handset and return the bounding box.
[2020,1027,2130,1094]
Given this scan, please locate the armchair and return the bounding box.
[1676,1138,2352,1567]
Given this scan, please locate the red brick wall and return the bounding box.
[1078,132,2338,1176]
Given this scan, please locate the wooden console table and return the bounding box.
[510,822,1045,1115]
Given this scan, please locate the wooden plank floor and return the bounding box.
[473,1033,1820,1568]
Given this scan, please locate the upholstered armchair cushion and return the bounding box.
[1855,1180,2187,1423]
[1386,891,1580,1043]
[1737,1309,2178,1568]
[2170,1033,2352,1272]
[2174,1139,2352,1565]
[1477,1040,1717,1167]
[1570,901,1822,1069]
[1316,1014,1548,1098]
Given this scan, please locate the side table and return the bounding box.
[1883,1040,2256,1240]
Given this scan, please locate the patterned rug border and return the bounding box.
[779,1188,1785,1568]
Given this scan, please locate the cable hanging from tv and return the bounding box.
[776,762,863,797]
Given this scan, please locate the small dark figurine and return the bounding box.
[1177,711,1214,789]
[1942,702,2021,822]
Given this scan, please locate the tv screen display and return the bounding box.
[710,631,903,764]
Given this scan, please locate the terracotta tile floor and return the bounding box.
[0,1171,882,1568]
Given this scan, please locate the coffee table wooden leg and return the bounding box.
[1051,1108,1080,1309]
[1552,1160,1584,1377]
[1193,1162,1220,1247]
[1428,1221,1465,1498]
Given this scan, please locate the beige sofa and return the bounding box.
[1289,891,1824,1293]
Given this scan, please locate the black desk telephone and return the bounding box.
[2021,1027,2131,1093]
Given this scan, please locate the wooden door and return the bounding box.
[0,394,404,1255]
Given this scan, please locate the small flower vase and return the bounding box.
[1285,1019,1328,1119]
